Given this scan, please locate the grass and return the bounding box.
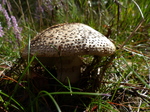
[0,0,150,111]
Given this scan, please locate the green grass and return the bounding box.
[0,0,150,111]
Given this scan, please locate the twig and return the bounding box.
[119,19,145,49]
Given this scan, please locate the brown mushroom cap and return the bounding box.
[22,23,116,58]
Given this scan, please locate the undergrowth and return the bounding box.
[0,0,150,112]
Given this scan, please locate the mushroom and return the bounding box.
[21,23,116,84]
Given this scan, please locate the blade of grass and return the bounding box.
[67,77,73,95]
[121,56,150,89]
[35,91,110,111]
[132,0,144,19]
[6,56,35,107]
[119,0,145,49]
[39,91,110,96]
[0,90,24,111]
[141,54,150,86]
[37,91,61,112]
[35,57,81,91]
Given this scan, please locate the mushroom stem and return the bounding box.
[56,56,83,84]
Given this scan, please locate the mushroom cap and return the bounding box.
[22,23,116,58]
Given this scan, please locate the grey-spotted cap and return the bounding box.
[22,23,116,58]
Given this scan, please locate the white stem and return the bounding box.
[56,56,83,84]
